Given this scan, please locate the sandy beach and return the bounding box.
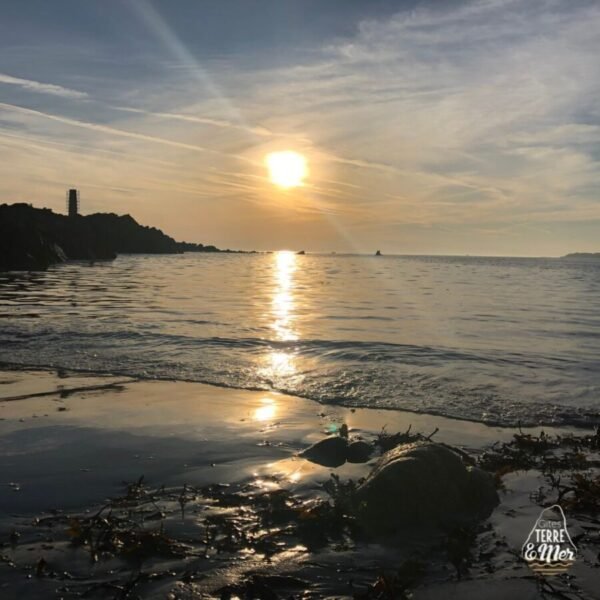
[1,368,598,599]
[4,1,600,596]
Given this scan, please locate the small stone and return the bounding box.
[347,440,373,463]
[299,436,348,468]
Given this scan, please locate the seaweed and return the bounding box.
[217,573,307,600]
[478,426,600,477]
[374,424,439,453]
[545,471,600,514]
[444,526,477,580]
[4,424,598,598]
[353,559,425,599]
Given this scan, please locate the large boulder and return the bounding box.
[354,442,498,535]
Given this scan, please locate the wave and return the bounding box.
[1,326,585,369]
[1,329,598,428]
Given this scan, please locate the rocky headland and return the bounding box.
[0,203,236,271]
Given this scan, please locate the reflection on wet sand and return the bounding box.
[254,397,277,422]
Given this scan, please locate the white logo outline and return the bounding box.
[521,504,577,575]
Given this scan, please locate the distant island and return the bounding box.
[561,253,600,261]
[0,202,247,271]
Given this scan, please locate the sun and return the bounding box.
[265,151,307,188]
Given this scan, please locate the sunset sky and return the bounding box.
[1,0,599,255]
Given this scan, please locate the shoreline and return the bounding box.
[0,367,598,598]
[0,360,593,431]
[0,366,524,512]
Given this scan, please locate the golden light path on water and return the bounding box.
[267,250,299,382]
[253,251,309,485]
[272,250,297,341]
[254,251,299,419]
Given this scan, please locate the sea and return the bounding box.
[1,252,599,428]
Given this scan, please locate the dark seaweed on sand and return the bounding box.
[2,426,599,599]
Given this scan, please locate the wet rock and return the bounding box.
[355,442,498,534]
[346,440,374,463]
[299,436,348,468]
[465,461,501,511]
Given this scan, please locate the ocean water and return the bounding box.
[1,252,599,427]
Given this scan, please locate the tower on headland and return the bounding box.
[67,188,79,217]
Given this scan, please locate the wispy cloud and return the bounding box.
[0,102,256,165]
[0,72,88,99]
[239,0,600,226]
[113,106,272,137]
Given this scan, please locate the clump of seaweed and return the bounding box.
[62,475,190,564]
[444,525,478,580]
[478,425,600,477]
[322,472,363,517]
[476,424,600,526]
[217,573,308,600]
[374,424,439,453]
[544,471,600,514]
[4,473,370,597]
[353,559,425,599]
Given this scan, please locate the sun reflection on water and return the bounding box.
[272,251,298,342]
[261,251,300,382]
[268,351,296,377]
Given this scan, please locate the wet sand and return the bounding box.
[0,368,598,599]
[0,368,524,514]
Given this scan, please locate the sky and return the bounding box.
[1,0,599,256]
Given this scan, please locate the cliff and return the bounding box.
[0,203,224,271]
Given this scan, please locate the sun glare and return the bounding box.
[254,398,277,422]
[266,151,307,188]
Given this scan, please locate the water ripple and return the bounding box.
[1,253,600,427]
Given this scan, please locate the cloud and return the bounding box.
[237,0,600,223]
[0,101,255,165]
[112,106,273,137]
[0,72,88,99]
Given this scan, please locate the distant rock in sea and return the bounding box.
[0,203,231,271]
[561,252,600,261]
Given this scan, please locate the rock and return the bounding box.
[299,436,348,468]
[465,461,500,512]
[0,203,229,272]
[346,440,373,463]
[0,210,67,271]
[354,442,498,534]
